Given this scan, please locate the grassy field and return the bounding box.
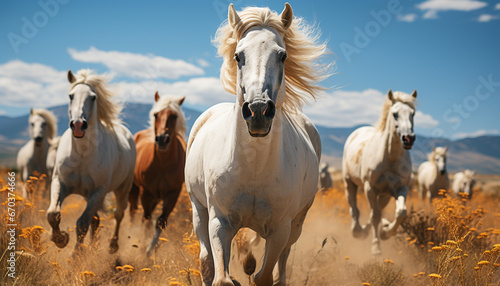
[1,168,499,285]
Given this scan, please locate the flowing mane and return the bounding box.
[428,147,447,166]
[376,91,416,131]
[149,95,187,139]
[31,108,57,139]
[213,6,331,113]
[69,69,122,129]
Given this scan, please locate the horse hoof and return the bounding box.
[213,277,235,286]
[52,231,70,248]
[352,224,369,239]
[109,239,119,253]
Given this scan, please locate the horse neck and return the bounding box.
[380,115,404,161]
[233,106,284,174]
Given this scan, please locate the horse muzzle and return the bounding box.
[70,120,87,138]
[155,134,171,150]
[34,136,43,147]
[402,134,415,150]
[242,100,276,137]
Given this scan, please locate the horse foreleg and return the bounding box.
[345,178,368,239]
[109,185,129,253]
[47,178,70,248]
[254,222,291,286]
[274,205,310,286]
[381,188,408,240]
[365,185,382,256]
[147,188,181,257]
[75,187,107,253]
[209,212,237,286]
[191,196,214,286]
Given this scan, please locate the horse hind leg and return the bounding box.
[345,178,368,239]
[90,213,100,246]
[109,184,130,254]
[128,183,140,221]
[47,179,69,248]
[147,188,182,257]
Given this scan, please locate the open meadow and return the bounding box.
[1,168,499,285]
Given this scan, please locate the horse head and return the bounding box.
[29,109,48,147]
[229,4,292,137]
[433,146,448,175]
[152,92,185,150]
[388,90,417,149]
[67,70,96,139]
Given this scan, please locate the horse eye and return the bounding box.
[393,113,398,120]
[153,113,158,118]
[280,51,287,62]
[69,94,74,100]
[91,96,96,101]
[234,53,240,63]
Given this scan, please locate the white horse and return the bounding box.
[452,170,476,199]
[319,162,333,191]
[417,146,449,201]
[343,90,417,255]
[17,108,58,198]
[185,3,327,285]
[47,70,136,255]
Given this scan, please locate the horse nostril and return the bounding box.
[69,121,75,130]
[81,121,88,130]
[242,102,253,121]
[263,100,276,119]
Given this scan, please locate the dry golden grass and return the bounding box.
[1,168,499,285]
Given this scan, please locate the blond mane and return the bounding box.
[31,108,57,139]
[428,147,447,166]
[213,6,331,113]
[69,69,122,129]
[376,91,416,131]
[149,95,187,139]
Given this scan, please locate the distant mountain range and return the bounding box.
[1,103,499,174]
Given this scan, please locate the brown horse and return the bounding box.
[129,91,187,256]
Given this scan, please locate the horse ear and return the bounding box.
[281,3,293,30]
[387,89,394,101]
[411,89,417,98]
[444,146,448,152]
[154,91,160,102]
[30,108,34,115]
[67,70,76,83]
[228,4,241,29]
[178,96,185,106]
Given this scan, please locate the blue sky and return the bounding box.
[1,0,499,140]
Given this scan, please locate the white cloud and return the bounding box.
[477,14,499,22]
[415,110,439,128]
[113,77,232,107]
[496,3,500,9]
[417,0,488,19]
[197,59,211,67]
[397,13,418,22]
[0,60,68,108]
[423,10,439,19]
[68,46,204,80]
[0,109,6,116]
[452,129,499,139]
[303,89,438,129]
[417,0,487,11]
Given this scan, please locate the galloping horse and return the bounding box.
[129,92,187,256]
[47,70,136,255]
[17,108,57,198]
[185,3,328,285]
[417,146,450,202]
[343,90,417,255]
